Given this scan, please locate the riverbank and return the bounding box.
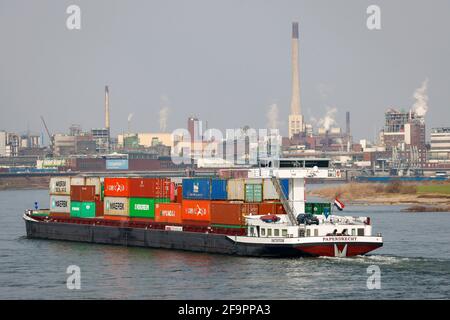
[307,182,450,212]
[0,176,50,191]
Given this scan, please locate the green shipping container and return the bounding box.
[129,198,170,218]
[245,184,262,203]
[305,202,331,215]
[71,201,96,218]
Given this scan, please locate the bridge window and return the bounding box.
[357,228,364,236]
[267,229,272,237]
[314,229,318,237]
[261,228,266,237]
[351,229,356,236]
[306,229,311,237]
[274,229,280,237]
[282,229,288,237]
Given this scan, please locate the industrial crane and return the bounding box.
[40,116,54,155]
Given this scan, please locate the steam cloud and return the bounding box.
[159,95,170,132]
[412,79,429,117]
[266,103,279,129]
[317,107,337,131]
[127,113,134,122]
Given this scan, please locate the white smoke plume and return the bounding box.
[266,103,279,129]
[412,79,429,117]
[127,113,134,122]
[159,95,170,132]
[317,107,338,131]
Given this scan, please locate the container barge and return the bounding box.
[24,159,383,257]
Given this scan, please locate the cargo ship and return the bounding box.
[24,159,383,257]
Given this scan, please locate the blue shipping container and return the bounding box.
[106,159,129,170]
[182,178,228,200]
[182,178,211,199]
[281,179,289,198]
[211,179,228,200]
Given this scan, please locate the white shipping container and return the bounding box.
[49,195,71,213]
[227,179,245,200]
[263,179,279,200]
[49,177,71,195]
[104,197,129,216]
[71,176,86,186]
[245,178,263,184]
[85,177,101,195]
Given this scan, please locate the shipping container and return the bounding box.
[106,159,129,170]
[71,176,85,186]
[70,185,95,202]
[305,202,332,215]
[129,178,171,198]
[104,197,129,216]
[95,199,104,216]
[50,195,71,213]
[176,185,183,203]
[85,177,102,195]
[181,200,211,222]
[245,183,262,203]
[182,178,211,199]
[263,179,278,200]
[241,203,259,216]
[155,203,182,224]
[210,202,245,226]
[227,179,245,200]
[258,202,278,215]
[211,179,228,200]
[129,198,156,218]
[104,178,130,197]
[70,201,96,218]
[49,177,71,195]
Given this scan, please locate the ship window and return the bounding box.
[267,229,272,237]
[282,229,288,237]
[351,229,356,236]
[306,229,311,237]
[250,227,255,236]
[261,228,266,236]
[274,229,280,237]
[314,229,318,237]
[357,228,364,236]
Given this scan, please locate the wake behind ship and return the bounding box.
[24,158,383,257]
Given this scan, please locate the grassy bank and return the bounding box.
[0,176,50,191]
[308,181,450,212]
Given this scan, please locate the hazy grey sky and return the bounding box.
[1,0,449,141]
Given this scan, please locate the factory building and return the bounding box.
[429,127,450,163]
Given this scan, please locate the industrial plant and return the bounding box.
[0,22,449,180]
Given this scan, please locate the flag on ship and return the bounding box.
[334,198,345,211]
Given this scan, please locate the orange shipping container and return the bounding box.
[181,200,211,222]
[155,203,182,224]
[210,202,244,226]
[259,203,278,215]
[104,178,130,197]
[241,203,259,216]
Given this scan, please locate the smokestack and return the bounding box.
[346,111,350,136]
[105,85,110,130]
[290,22,301,115]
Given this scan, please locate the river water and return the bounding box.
[1,189,449,299]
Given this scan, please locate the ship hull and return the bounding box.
[24,216,382,257]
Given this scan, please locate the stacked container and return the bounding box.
[70,185,96,218]
[182,178,227,200]
[104,177,172,219]
[49,177,72,217]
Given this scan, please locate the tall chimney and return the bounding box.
[288,22,304,138]
[346,111,350,136]
[105,85,110,130]
[290,22,301,115]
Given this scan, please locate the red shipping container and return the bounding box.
[155,203,182,224]
[104,178,130,197]
[70,185,96,202]
[129,178,171,198]
[259,202,277,215]
[276,203,286,214]
[181,200,211,222]
[95,199,104,217]
[210,202,244,226]
[241,203,259,216]
[176,185,183,203]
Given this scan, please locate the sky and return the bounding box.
[1,0,449,142]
